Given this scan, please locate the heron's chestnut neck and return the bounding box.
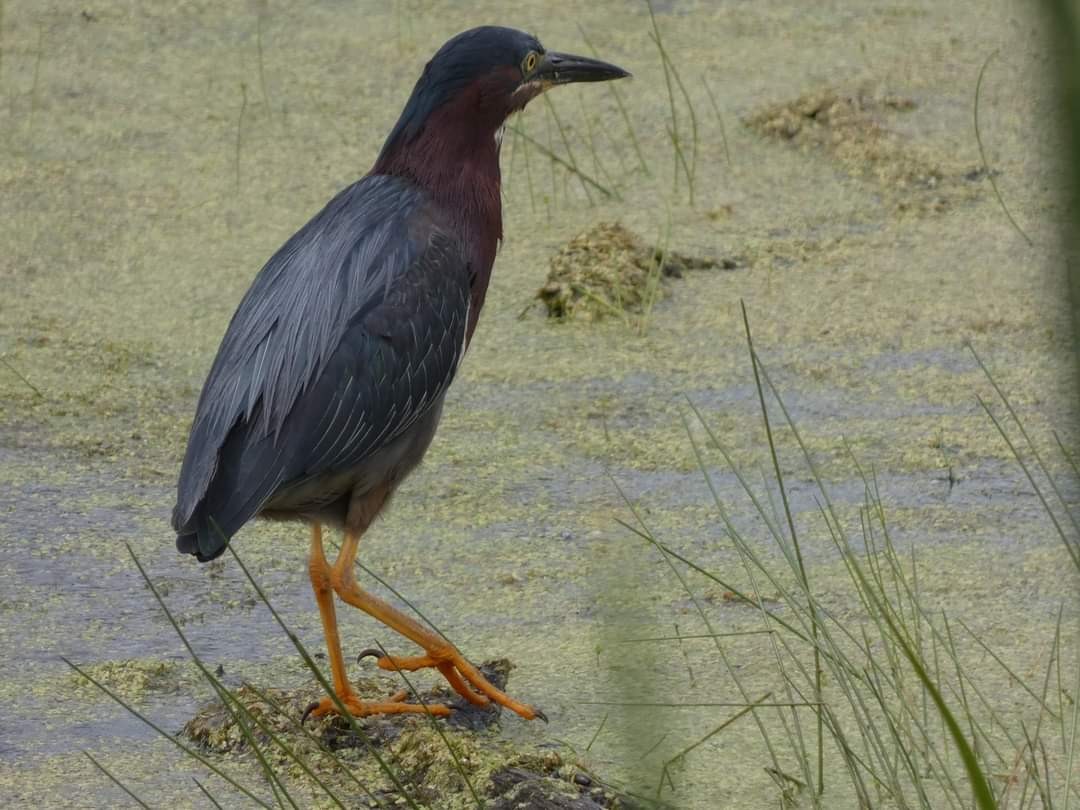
[373,72,522,338]
[373,73,521,232]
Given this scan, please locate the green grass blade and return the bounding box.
[193,778,226,810]
[63,657,273,810]
[208,676,351,810]
[542,93,594,205]
[655,694,771,799]
[847,547,998,808]
[576,23,650,176]
[957,618,1060,720]
[1064,645,1079,810]
[740,302,825,795]
[223,542,418,810]
[506,122,615,198]
[124,544,301,810]
[969,346,1080,571]
[617,630,773,643]
[701,74,732,167]
[0,355,44,398]
[586,712,608,752]
[84,751,152,810]
[580,700,818,709]
[976,394,1080,571]
[245,684,384,806]
[646,0,686,199]
[610,477,786,774]
[974,50,1033,246]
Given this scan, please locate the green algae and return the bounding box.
[0,1,1076,808]
[179,665,628,808]
[535,221,725,321]
[743,86,985,212]
[70,659,198,701]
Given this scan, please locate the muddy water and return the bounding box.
[0,0,1077,807]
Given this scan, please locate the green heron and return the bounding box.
[172,26,628,721]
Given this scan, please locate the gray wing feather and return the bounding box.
[172,175,470,556]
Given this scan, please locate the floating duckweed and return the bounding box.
[71,659,192,700]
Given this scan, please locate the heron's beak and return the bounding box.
[535,51,631,85]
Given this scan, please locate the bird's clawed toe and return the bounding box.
[300,691,451,724]
[357,647,382,664]
[357,646,543,721]
[302,699,322,725]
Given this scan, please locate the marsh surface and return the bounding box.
[1,1,1077,807]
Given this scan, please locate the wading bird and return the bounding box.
[172,26,628,721]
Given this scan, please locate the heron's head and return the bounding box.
[376,26,629,165]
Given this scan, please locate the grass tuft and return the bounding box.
[974,50,1034,247]
[646,0,699,205]
[608,306,1080,808]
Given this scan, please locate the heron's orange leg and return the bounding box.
[329,528,543,721]
[355,652,489,706]
[305,523,449,720]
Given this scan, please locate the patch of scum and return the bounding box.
[0,1,1077,807]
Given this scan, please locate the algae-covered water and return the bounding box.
[1,1,1078,807]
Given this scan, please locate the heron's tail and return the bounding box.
[175,513,232,562]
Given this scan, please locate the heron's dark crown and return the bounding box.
[377,26,542,159]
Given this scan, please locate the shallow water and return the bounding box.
[1,0,1078,807]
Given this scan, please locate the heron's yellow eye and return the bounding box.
[522,51,539,75]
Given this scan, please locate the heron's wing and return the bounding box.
[172,175,471,559]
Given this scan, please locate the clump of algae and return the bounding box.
[71,659,194,700]
[746,87,985,210]
[747,89,915,138]
[182,660,630,809]
[536,222,724,321]
[746,88,926,181]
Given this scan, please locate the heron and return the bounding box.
[172,26,629,721]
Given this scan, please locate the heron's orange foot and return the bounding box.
[357,648,546,722]
[301,690,451,723]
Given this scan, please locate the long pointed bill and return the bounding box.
[536,51,631,85]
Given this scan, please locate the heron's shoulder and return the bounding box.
[319,173,448,227]
[326,173,424,216]
[276,173,457,272]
